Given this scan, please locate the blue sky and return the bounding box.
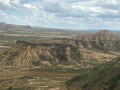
[0,0,120,30]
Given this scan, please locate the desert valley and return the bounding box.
[0,22,120,90]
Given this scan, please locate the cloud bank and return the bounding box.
[0,0,120,30]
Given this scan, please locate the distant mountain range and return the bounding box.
[0,22,72,32]
[1,22,120,31]
[0,22,32,30]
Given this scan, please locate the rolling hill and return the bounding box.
[61,57,120,90]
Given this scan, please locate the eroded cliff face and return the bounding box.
[53,36,119,61]
[0,41,82,66]
[54,30,120,60]
[0,30,120,66]
[74,30,119,41]
[55,30,120,51]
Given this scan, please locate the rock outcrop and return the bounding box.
[0,41,82,66]
[55,30,120,51]
[0,30,120,66]
[74,30,119,41]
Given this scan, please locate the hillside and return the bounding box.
[0,30,120,67]
[61,57,120,90]
[55,30,120,51]
[74,30,119,41]
[0,41,82,66]
[54,30,120,60]
[0,22,32,30]
[0,22,97,54]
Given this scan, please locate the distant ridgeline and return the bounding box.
[0,22,32,30]
[0,30,120,67]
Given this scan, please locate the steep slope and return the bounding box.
[54,30,120,52]
[0,30,120,67]
[53,30,120,61]
[61,57,120,90]
[75,30,119,41]
[0,41,82,66]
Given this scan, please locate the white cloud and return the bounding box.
[0,0,11,8]
[0,0,23,10]
[95,0,120,9]
[11,0,20,4]
[0,0,120,30]
[41,0,70,13]
[0,10,8,19]
[69,21,77,25]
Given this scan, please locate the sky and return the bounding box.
[0,0,120,30]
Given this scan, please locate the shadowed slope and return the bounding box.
[0,30,120,67]
[55,30,120,52]
[0,41,82,66]
[61,57,120,90]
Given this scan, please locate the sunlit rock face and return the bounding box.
[75,30,119,41]
[0,41,82,66]
[0,30,120,66]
